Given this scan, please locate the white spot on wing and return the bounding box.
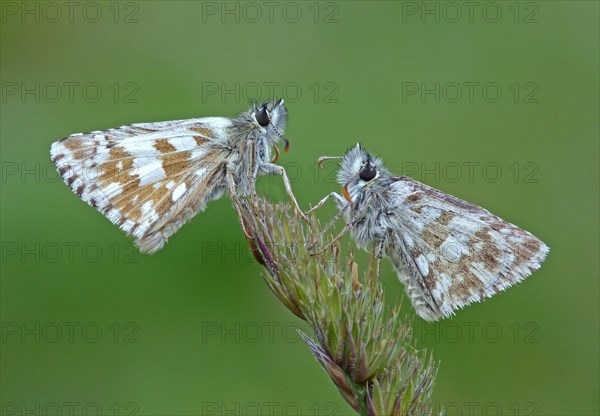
[135,160,166,186]
[172,183,186,202]
[191,148,207,160]
[169,136,197,151]
[195,167,208,179]
[141,201,153,215]
[416,255,429,276]
[104,182,123,197]
[140,200,158,223]
[198,117,232,129]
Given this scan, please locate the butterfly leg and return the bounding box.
[307,202,350,251]
[244,139,258,197]
[225,168,246,219]
[261,163,308,222]
[249,166,259,197]
[369,238,385,285]
[309,195,375,256]
[306,192,347,215]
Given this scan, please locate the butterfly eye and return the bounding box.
[255,105,270,127]
[359,162,377,181]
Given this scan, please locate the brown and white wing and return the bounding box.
[50,118,230,253]
[386,176,549,321]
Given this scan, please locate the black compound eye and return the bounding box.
[255,105,270,127]
[359,162,377,181]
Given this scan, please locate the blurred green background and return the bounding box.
[1,1,598,415]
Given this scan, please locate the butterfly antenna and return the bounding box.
[317,156,343,169]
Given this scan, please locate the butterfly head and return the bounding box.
[252,98,289,152]
[318,144,388,202]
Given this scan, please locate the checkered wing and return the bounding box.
[50,118,231,253]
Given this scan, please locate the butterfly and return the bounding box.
[309,144,549,321]
[50,98,306,254]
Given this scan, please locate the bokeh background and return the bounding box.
[1,1,598,415]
